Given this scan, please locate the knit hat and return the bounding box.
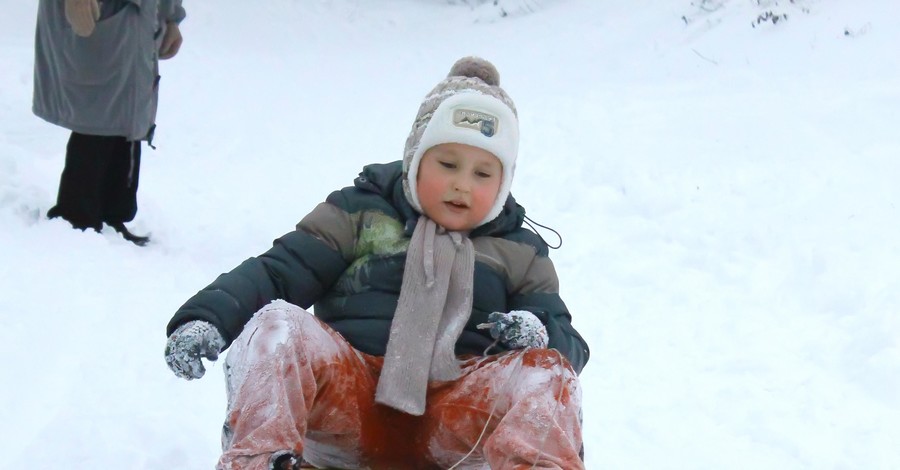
[402,56,519,228]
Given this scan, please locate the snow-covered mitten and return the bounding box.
[165,320,225,380]
[64,0,100,37]
[483,310,549,349]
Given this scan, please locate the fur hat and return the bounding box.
[402,56,519,228]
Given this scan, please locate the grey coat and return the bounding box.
[33,0,186,142]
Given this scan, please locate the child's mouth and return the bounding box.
[445,200,469,211]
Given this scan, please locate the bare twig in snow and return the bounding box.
[692,48,719,65]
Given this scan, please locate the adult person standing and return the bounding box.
[33,0,186,246]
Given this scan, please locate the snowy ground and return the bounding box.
[1,0,899,468]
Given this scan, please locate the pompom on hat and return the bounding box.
[402,56,519,228]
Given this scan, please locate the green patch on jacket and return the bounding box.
[338,213,408,292]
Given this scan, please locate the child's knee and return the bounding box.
[248,300,317,338]
[518,348,575,374]
[230,301,309,363]
[515,349,581,404]
[253,299,305,324]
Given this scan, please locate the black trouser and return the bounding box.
[48,132,142,231]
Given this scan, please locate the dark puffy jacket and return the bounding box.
[167,161,589,373]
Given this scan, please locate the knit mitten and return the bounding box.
[64,0,100,37]
[165,320,225,380]
[484,310,549,349]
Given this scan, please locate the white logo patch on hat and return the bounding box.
[453,109,499,137]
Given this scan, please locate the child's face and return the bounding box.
[416,143,503,231]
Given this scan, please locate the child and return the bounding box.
[34,0,186,246]
[165,57,589,470]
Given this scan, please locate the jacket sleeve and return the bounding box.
[508,253,590,374]
[159,0,186,24]
[166,202,355,348]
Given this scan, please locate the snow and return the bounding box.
[1,0,899,468]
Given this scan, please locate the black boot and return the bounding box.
[270,452,301,470]
[108,222,150,247]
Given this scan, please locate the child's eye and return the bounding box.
[439,161,456,169]
[475,171,493,178]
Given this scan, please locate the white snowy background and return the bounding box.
[1,0,899,468]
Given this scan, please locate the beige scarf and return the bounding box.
[375,216,475,415]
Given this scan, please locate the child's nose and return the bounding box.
[452,177,471,192]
